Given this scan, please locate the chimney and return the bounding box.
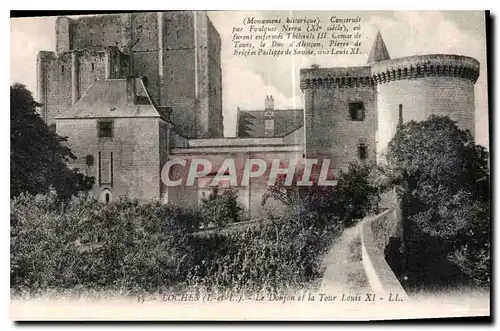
[264,96,275,136]
[264,95,274,111]
[236,106,240,137]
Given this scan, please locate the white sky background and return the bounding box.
[10,10,489,147]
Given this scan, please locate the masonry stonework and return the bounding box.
[371,55,479,160]
[300,45,479,167]
[36,15,480,217]
[38,11,223,138]
[301,67,377,171]
[57,117,164,201]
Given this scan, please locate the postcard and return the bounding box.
[10,10,490,321]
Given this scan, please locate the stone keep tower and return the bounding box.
[300,31,480,169]
[36,12,223,138]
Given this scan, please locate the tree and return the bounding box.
[200,187,243,228]
[328,162,380,226]
[10,84,94,198]
[386,116,489,236]
[262,161,379,227]
[377,115,490,288]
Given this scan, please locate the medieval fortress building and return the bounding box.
[36,12,480,216]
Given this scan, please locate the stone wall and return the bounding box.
[37,51,72,125]
[301,66,376,171]
[56,117,163,202]
[37,48,130,125]
[166,148,303,218]
[55,17,71,54]
[300,54,479,168]
[360,209,408,298]
[372,54,479,162]
[207,16,223,137]
[40,12,223,138]
[164,11,197,137]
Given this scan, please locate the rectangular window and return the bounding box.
[97,121,113,138]
[110,152,113,186]
[349,102,365,121]
[358,143,367,160]
[98,151,113,185]
[85,154,94,166]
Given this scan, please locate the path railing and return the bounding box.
[360,209,409,300]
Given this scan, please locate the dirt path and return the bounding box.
[320,223,370,293]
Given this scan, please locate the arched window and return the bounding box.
[100,189,112,204]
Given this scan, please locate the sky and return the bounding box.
[10,10,489,147]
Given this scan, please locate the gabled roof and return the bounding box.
[367,31,391,64]
[55,78,168,121]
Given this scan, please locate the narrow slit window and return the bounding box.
[358,143,368,160]
[398,104,403,126]
[98,151,102,185]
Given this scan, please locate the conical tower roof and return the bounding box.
[367,31,391,63]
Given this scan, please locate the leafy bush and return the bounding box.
[10,191,199,296]
[200,187,243,227]
[448,201,490,287]
[382,116,491,290]
[187,204,344,294]
[262,161,379,227]
[326,162,380,227]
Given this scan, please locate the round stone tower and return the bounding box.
[369,32,480,161]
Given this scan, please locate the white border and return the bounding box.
[4,2,498,330]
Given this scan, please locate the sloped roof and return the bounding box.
[55,78,167,120]
[367,31,391,64]
[238,109,304,138]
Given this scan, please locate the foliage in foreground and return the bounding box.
[381,116,490,288]
[11,190,343,297]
